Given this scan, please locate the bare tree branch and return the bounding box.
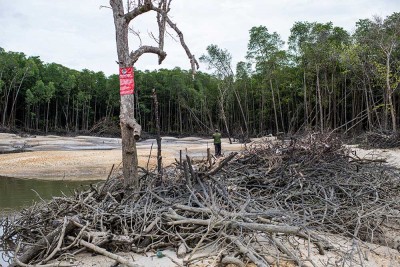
[157,0,168,63]
[113,0,199,73]
[124,0,153,22]
[164,16,200,74]
[129,27,143,47]
[129,45,167,65]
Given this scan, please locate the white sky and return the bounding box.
[0,0,399,76]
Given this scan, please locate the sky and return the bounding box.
[0,0,399,76]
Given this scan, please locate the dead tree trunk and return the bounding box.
[109,0,198,189]
[270,78,279,134]
[386,54,397,132]
[111,1,141,188]
[152,88,163,177]
[218,84,232,144]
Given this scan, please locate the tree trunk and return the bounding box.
[269,79,279,134]
[303,69,309,129]
[66,92,70,131]
[344,73,348,132]
[152,89,163,176]
[55,98,58,129]
[2,74,17,127]
[46,100,50,133]
[276,83,285,133]
[179,102,183,135]
[75,100,79,133]
[316,65,323,132]
[111,1,141,188]
[386,54,397,132]
[35,105,39,130]
[233,88,249,141]
[218,84,232,144]
[363,77,372,130]
[110,0,197,188]
[260,87,265,133]
[8,69,28,127]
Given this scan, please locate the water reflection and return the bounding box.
[0,176,100,212]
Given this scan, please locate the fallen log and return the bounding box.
[66,236,142,267]
[204,152,238,176]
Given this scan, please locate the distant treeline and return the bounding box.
[1,12,400,137]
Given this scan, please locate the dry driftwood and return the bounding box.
[9,216,79,267]
[357,131,400,149]
[1,132,400,266]
[66,236,142,267]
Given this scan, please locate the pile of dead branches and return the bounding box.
[1,133,400,267]
[357,131,400,149]
[232,134,400,243]
[88,117,121,137]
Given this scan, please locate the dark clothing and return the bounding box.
[214,143,221,157]
[213,132,222,156]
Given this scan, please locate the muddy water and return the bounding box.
[0,176,100,212]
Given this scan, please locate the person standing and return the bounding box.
[212,129,222,157]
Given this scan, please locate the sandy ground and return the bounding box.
[347,144,400,167]
[48,235,400,267]
[1,133,400,180]
[0,133,246,180]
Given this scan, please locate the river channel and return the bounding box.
[0,176,100,212]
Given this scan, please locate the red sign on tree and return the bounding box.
[119,67,135,95]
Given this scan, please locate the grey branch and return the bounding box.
[129,45,167,65]
[120,113,142,140]
[123,0,153,22]
[111,0,198,73]
[164,15,200,74]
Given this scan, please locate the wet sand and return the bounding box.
[0,134,246,180]
[2,133,400,180]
